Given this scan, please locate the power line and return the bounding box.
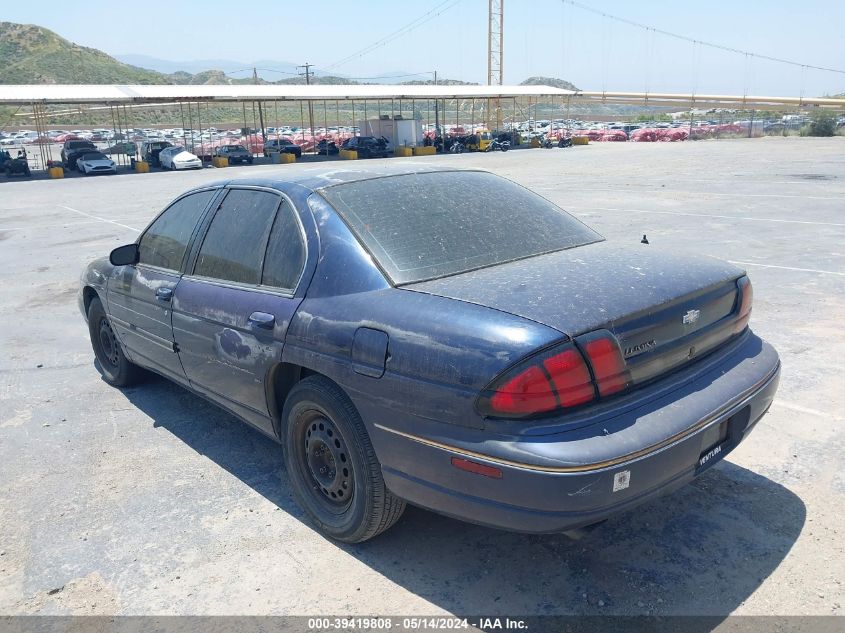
[562,0,845,76]
[335,72,436,81]
[323,0,463,71]
[222,68,435,83]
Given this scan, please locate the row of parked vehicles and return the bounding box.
[52,129,517,177]
[55,135,383,176]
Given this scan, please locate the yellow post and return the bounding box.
[48,166,64,179]
[134,161,150,173]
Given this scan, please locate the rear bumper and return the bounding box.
[378,333,780,533]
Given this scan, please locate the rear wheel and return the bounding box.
[88,297,142,387]
[282,376,405,542]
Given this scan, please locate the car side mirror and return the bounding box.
[110,243,139,266]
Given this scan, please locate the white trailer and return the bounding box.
[358,117,424,148]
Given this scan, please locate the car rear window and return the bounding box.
[319,170,603,285]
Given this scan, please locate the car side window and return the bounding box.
[138,190,215,271]
[262,201,305,291]
[193,189,279,285]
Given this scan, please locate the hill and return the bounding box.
[0,22,169,84]
[520,76,579,91]
[0,21,582,96]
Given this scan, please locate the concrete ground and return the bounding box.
[0,137,843,617]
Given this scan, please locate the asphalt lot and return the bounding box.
[1,137,843,617]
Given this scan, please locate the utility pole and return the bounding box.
[487,0,504,130]
[253,67,266,146]
[433,70,439,138]
[298,63,316,153]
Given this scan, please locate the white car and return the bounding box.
[159,146,203,170]
[76,151,117,175]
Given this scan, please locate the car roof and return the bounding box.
[201,164,478,192]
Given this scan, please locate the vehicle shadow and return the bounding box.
[120,373,805,617]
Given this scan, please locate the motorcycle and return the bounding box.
[316,140,339,155]
[449,139,466,154]
[558,136,573,148]
[485,138,510,152]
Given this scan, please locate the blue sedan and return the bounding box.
[79,165,780,542]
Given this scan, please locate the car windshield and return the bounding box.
[69,141,94,149]
[319,170,603,285]
[229,145,246,151]
[81,152,107,161]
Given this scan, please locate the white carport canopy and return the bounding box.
[0,84,576,105]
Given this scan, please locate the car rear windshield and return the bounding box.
[319,170,603,285]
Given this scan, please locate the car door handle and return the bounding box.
[155,287,173,302]
[248,311,275,329]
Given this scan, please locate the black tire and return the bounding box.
[282,376,405,543]
[87,297,142,387]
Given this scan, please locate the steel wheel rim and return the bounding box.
[98,317,120,368]
[301,412,354,512]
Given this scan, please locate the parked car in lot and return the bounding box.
[61,140,97,170]
[76,151,117,175]
[263,138,302,158]
[341,136,390,158]
[215,144,253,164]
[141,140,173,167]
[158,146,203,170]
[80,166,780,543]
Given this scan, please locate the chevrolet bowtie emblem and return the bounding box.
[683,309,701,325]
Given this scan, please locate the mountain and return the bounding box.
[0,22,581,93]
[170,70,255,86]
[0,22,169,84]
[115,54,301,79]
[521,76,580,91]
[402,79,478,86]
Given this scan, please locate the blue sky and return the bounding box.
[6,0,844,95]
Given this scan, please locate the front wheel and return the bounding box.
[88,297,143,387]
[282,376,406,542]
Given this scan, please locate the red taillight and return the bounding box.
[734,276,753,333]
[481,343,596,418]
[580,334,630,397]
[489,365,558,414]
[542,347,594,406]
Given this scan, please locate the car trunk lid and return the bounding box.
[406,241,746,387]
